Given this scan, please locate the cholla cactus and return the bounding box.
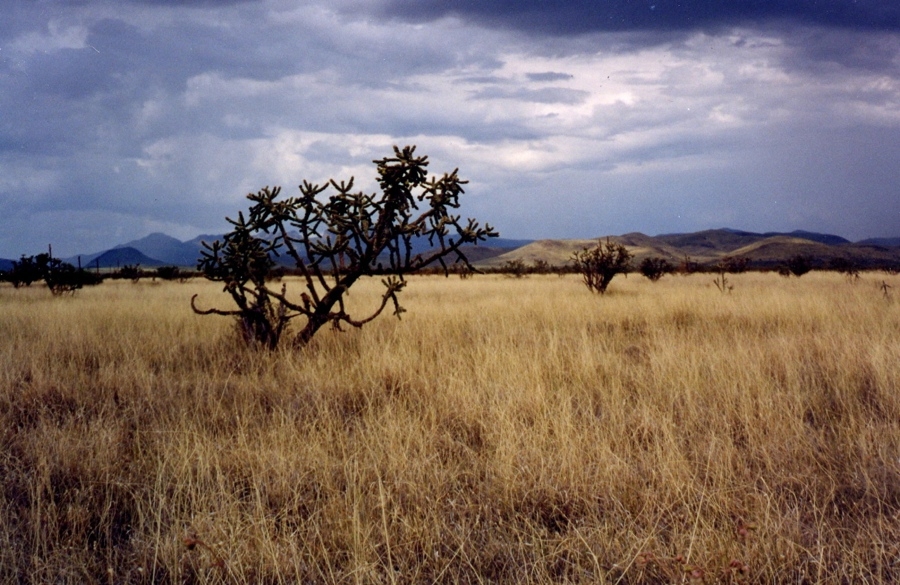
[192,145,497,349]
[572,238,632,294]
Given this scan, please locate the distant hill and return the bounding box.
[858,237,900,247]
[475,228,900,270]
[476,238,597,268]
[0,258,13,272]
[187,234,224,247]
[449,245,520,264]
[89,247,166,269]
[725,236,833,268]
[655,229,766,258]
[768,230,850,246]
[114,232,205,267]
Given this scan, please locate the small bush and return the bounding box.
[829,257,860,279]
[638,257,674,282]
[531,259,552,274]
[155,266,187,282]
[499,259,529,278]
[719,256,749,273]
[117,264,143,283]
[785,255,812,277]
[6,255,44,288]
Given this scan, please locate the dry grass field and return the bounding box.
[1,272,899,583]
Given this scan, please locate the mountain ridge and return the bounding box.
[3,229,899,272]
[475,229,900,270]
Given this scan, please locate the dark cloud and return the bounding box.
[780,27,900,74]
[128,0,259,5]
[380,1,900,35]
[2,0,900,257]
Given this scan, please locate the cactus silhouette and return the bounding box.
[193,145,497,349]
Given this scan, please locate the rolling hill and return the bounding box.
[113,233,204,267]
[475,229,900,270]
[88,247,167,269]
[859,237,900,247]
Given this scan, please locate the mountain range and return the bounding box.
[1,229,899,272]
[62,233,533,269]
[478,229,900,270]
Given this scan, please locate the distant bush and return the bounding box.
[499,259,529,278]
[5,248,101,294]
[155,266,186,282]
[572,238,632,294]
[719,256,749,274]
[531,259,552,275]
[5,255,44,288]
[829,257,860,279]
[784,255,812,277]
[638,257,674,282]
[116,264,143,283]
[43,256,102,294]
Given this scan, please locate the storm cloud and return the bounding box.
[379,1,900,34]
[1,0,899,257]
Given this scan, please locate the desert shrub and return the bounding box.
[719,256,749,273]
[6,255,44,288]
[47,261,102,293]
[116,264,143,283]
[785,255,812,277]
[829,257,860,279]
[193,145,497,349]
[572,238,632,294]
[531,259,552,274]
[638,257,673,282]
[5,249,100,294]
[155,265,186,282]
[499,259,529,278]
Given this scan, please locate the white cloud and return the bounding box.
[10,21,89,53]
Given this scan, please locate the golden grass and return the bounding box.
[2,272,899,583]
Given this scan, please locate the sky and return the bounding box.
[2,0,900,258]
